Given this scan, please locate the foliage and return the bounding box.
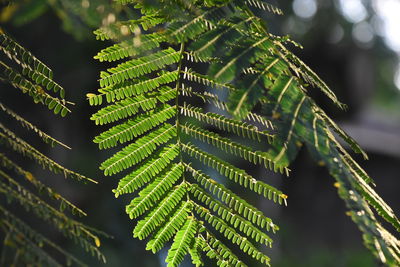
[90,0,399,266]
[0,0,398,266]
[0,30,106,266]
[0,0,119,40]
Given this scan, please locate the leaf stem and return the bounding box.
[174,42,191,202]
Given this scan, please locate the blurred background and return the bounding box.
[1,0,399,266]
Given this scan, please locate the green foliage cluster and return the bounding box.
[89,0,400,266]
[0,30,106,266]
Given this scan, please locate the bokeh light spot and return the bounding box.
[293,0,317,20]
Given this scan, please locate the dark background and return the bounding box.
[1,0,399,266]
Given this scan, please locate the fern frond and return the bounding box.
[91,87,175,125]
[1,31,105,265]
[182,123,280,171]
[0,153,86,217]
[100,124,177,175]
[191,201,270,265]
[166,15,213,44]
[272,40,347,109]
[133,183,187,239]
[165,4,235,44]
[93,15,166,41]
[187,16,255,62]
[182,86,275,131]
[99,48,181,87]
[229,57,283,119]
[20,67,64,97]
[246,112,274,129]
[183,68,236,91]
[0,125,95,183]
[114,144,180,197]
[0,170,102,260]
[95,32,166,62]
[259,39,400,264]
[190,186,273,246]
[188,236,204,267]
[146,200,192,253]
[0,33,52,79]
[89,71,179,105]
[92,1,399,265]
[95,105,176,150]
[185,164,278,230]
[0,63,70,116]
[0,102,70,149]
[180,104,272,141]
[0,33,66,98]
[201,228,245,267]
[126,163,183,219]
[166,217,198,267]
[211,36,273,83]
[181,85,229,111]
[314,106,368,160]
[334,141,373,184]
[91,94,158,125]
[327,133,400,232]
[182,143,287,203]
[93,3,288,264]
[244,0,283,15]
